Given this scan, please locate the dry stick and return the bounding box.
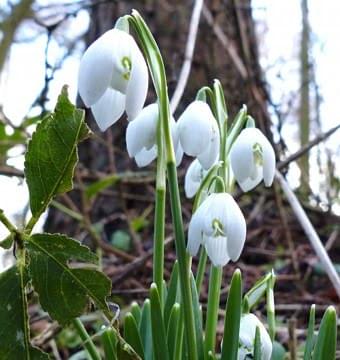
[170,0,204,113]
[275,170,340,299]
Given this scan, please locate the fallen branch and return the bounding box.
[275,170,340,299]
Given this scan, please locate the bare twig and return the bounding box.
[170,0,204,112]
[275,170,340,299]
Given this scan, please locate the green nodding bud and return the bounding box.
[115,16,130,32]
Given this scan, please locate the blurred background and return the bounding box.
[0,0,339,357]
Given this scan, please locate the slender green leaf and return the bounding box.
[26,233,111,324]
[124,313,144,358]
[221,269,242,360]
[101,328,118,360]
[25,86,90,217]
[271,341,286,360]
[303,305,316,360]
[253,326,262,360]
[130,302,142,327]
[150,283,169,360]
[190,272,204,360]
[167,303,180,360]
[312,306,337,360]
[164,261,179,327]
[139,299,153,360]
[0,266,49,359]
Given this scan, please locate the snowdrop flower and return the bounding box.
[230,128,275,192]
[78,28,148,131]
[178,101,220,170]
[126,103,183,167]
[184,159,206,198]
[238,313,272,360]
[187,193,246,267]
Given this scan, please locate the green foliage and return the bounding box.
[26,233,111,324]
[124,313,145,358]
[139,299,153,360]
[0,266,49,359]
[111,230,131,252]
[221,269,242,360]
[312,306,337,360]
[303,305,316,360]
[25,86,90,218]
[253,326,262,360]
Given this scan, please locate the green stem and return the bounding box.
[196,248,207,293]
[24,216,38,234]
[153,187,165,305]
[72,318,101,360]
[168,162,198,360]
[0,209,17,232]
[204,265,222,359]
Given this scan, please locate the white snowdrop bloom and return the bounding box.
[187,193,246,267]
[238,313,272,360]
[178,101,220,170]
[78,28,148,131]
[230,128,275,192]
[184,159,206,198]
[126,103,183,167]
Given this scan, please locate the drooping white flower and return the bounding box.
[126,103,183,167]
[238,313,272,360]
[187,192,246,267]
[184,159,206,198]
[78,28,148,131]
[178,101,220,170]
[229,128,275,192]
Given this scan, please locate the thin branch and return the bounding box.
[275,170,340,299]
[170,0,204,113]
[277,123,340,170]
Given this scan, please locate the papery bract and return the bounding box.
[187,192,246,267]
[230,128,275,192]
[178,101,219,170]
[78,28,148,131]
[238,313,272,360]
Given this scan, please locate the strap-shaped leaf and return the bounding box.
[150,283,169,360]
[25,86,90,217]
[124,313,145,358]
[139,299,153,360]
[26,233,111,324]
[167,303,180,360]
[0,266,49,359]
[221,269,242,360]
[253,326,262,360]
[164,261,179,327]
[130,301,142,327]
[312,306,337,360]
[303,305,316,360]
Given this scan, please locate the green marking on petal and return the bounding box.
[121,56,132,80]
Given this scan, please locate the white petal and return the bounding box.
[261,136,276,187]
[91,88,125,131]
[175,142,184,167]
[238,165,263,192]
[125,44,149,120]
[78,30,116,107]
[224,195,246,261]
[187,211,203,256]
[205,235,230,267]
[197,121,220,169]
[178,101,216,157]
[134,146,157,167]
[239,314,272,360]
[126,103,158,157]
[202,193,228,236]
[184,159,203,198]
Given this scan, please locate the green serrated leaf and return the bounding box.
[0,266,49,359]
[25,86,90,217]
[26,233,111,324]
